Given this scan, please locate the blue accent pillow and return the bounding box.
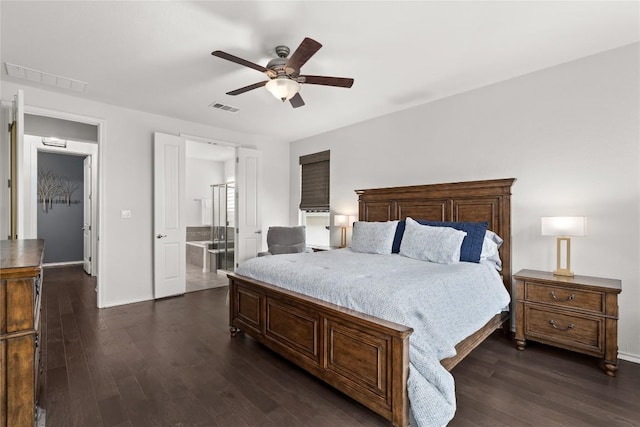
[392,219,488,263]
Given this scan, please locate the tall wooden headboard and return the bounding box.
[355,178,516,294]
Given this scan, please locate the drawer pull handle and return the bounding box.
[551,291,574,301]
[549,319,574,331]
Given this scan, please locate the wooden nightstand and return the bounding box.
[514,269,621,376]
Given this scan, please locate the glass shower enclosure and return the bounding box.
[211,182,235,271]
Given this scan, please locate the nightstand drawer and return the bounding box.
[524,306,603,354]
[525,282,603,313]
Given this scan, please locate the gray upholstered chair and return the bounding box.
[258,226,312,256]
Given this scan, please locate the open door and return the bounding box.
[23,135,99,273]
[83,156,92,274]
[153,132,186,298]
[9,89,24,240]
[235,147,262,267]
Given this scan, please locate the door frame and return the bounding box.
[23,105,106,308]
[24,135,98,272]
[83,155,92,274]
[179,134,264,267]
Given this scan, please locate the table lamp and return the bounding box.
[334,214,357,248]
[541,216,586,277]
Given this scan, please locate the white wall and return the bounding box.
[224,158,235,183]
[1,80,290,308]
[25,114,98,142]
[185,157,224,226]
[289,44,640,362]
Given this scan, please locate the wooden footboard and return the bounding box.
[228,273,413,427]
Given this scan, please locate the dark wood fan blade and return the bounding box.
[289,93,305,108]
[285,38,322,75]
[300,75,354,88]
[212,50,270,74]
[226,81,268,96]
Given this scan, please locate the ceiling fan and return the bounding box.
[211,37,354,108]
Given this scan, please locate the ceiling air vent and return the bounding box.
[209,102,240,113]
[4,62,88,93]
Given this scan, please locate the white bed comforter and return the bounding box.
[236,249,510,427]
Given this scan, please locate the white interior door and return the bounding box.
[83,156,92,274]
[235,147,262,268]
[153,132,186,298]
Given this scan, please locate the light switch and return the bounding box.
[121,210,131,219]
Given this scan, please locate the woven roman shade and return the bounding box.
[299,150,330,211]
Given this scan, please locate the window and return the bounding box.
[301,211,330,247]
[300,150,330,246]
[299,150,330,211]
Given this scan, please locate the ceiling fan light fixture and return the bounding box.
[265,78,300,102]
[212,37,352,108]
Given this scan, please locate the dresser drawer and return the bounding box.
[525,282,604,313]
[524,306,603,355]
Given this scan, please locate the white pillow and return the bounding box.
[481,230,503,270]
[399,217,467,264]
[351,220,399,254]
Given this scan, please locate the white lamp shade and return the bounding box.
[265,78,300,101]
[335,214,357,227]
[541,216,586,237]
[334,214,348,227]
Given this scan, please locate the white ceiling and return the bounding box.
[1,1,638,143]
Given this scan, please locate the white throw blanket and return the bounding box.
[236,249,510,427]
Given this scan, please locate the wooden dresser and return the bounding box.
[1,239,45,427]
[514,269,621,376]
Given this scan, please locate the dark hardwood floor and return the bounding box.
[41,266,640,427]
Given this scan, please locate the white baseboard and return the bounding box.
[619,352,640,365]
[43,260,83,268]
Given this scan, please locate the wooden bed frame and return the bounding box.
[228,178,515,427]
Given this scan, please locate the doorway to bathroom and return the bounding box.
[185,139,235,293]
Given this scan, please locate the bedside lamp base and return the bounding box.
[554,236,574,277]
[553,268,574,277]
